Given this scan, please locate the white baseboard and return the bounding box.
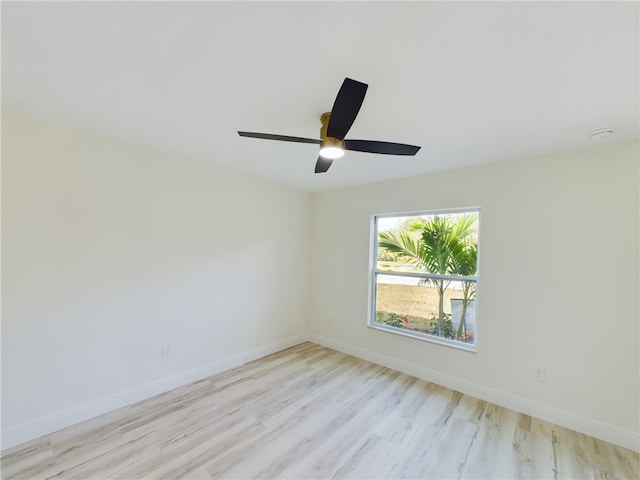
[4,332,638,454]
[308,333,640,453]
[1,333,310,451]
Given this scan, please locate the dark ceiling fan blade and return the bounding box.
[326,78,368,140]
[238,131,321,144]
[344,139,421,156]
[314,156,333,174]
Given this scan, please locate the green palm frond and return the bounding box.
[378,231,425,269]
[379,214,478,277]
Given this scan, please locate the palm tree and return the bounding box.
[378,214,477,338]
[449,242,477,340]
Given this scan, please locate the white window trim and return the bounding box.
[367,207,480,352]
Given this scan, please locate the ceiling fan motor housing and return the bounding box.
[319,112,345,158]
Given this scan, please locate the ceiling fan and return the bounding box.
[238,78,421,174]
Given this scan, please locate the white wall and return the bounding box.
[3,110,638,452]
[309,141,639,450]
[1,110,310,446]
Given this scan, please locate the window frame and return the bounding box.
[368,207,480,352]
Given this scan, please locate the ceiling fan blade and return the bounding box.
[314,156,333,174]
[344,139,421,156]
[238,131,321,144]
[326,78,368,140]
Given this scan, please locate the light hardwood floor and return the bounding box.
[2,342,638,479]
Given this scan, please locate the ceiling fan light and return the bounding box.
[319,146,345,159]
[319,136,345,159]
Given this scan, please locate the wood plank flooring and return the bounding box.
[2,342,638,479]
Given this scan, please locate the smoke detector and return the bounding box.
[588,128,614,142]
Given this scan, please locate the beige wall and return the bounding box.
[1,110,311,435]
[309,141,639,445]
[3,109,638,450]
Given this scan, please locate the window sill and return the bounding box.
[368,323,478,353]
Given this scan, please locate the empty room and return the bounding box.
[1,2,638,479]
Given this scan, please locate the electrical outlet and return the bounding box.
[535,367,546,382]
[161,345,171,359]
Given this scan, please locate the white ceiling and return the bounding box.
[2,1,638,192]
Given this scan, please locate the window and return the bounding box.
[369,209,479,351]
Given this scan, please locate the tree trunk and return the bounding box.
[437,282,445,337]
[455,302,468,340]
[455,281,474,340]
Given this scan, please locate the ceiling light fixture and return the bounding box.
[319,136,345,159]
[589,128,614,142]
[318,112,345,159]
